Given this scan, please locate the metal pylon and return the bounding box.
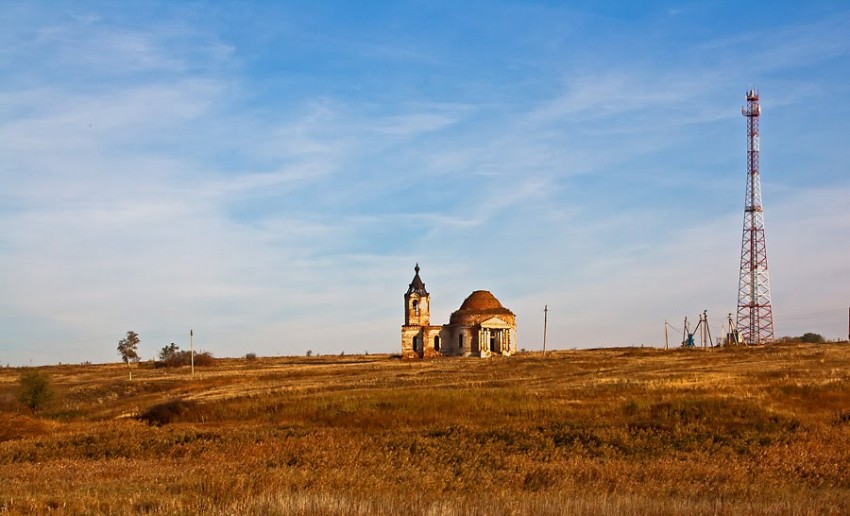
[736,89,775,345]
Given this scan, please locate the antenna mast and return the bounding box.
[736,89,775,344]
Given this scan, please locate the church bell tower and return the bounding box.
[404,263,430,326]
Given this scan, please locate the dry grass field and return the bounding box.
[2,342,850,515]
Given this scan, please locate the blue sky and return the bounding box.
[1,1,849,365]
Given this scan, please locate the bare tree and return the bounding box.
[117,331,141,380]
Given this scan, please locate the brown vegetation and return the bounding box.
[158,350,215,368]
[1,342,850,514]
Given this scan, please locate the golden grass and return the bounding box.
[1,342,850,514]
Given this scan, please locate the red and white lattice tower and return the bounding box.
[736,89,775,344]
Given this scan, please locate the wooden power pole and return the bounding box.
[543,305,548,357]
[190,329,195,376]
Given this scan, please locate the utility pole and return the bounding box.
[664,320,669,350]
[726,312,741,346]
[543,305,548,357]
[682,316,690,347]
[190,329,194,376]
[726,313,734,346]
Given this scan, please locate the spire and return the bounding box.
[407,263,428,295]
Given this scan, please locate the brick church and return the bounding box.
[401,264,517,358]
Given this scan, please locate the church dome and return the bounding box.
[458,290,504,311]
[449,290,515,326]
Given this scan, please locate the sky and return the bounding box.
[1,1,849,366]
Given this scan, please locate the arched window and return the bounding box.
[434,335,440,351]
[458,334,463,349]
[412,299,420,315]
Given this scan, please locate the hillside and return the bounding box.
[1,343,850,514]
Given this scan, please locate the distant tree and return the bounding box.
[306,350,312,357]
[117,331,141,380]
[800,332,826,344]
[245,352,257,361]
[18,370,55,412]
[159,343,179,361]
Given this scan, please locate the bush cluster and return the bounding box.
[158,351,215,368]
[800,332,826,344]
[776,332,827,344]
[138,399,199,426]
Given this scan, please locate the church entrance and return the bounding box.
[482,327,508,354]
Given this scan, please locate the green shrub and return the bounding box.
[18,370,55,412]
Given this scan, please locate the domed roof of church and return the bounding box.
[458,290,504,311]
[449,290,515,326]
